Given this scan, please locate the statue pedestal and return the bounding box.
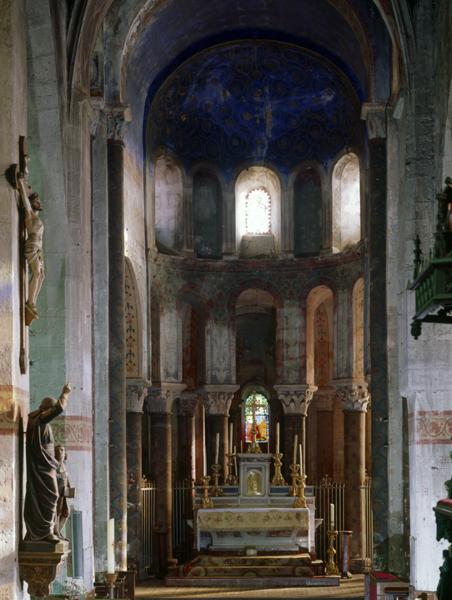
[19,540,69,597]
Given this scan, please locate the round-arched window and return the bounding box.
[243,391,270,446]
[245,188,272,235]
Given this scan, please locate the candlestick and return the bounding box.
[292,434,298,465]
[107,518,115,574]
[201,475,213,508]
[293,472,307,508]
[105,572,117,599]
[271,452,286,486]
[211,463,223,496]
[325,529,339,575]
[214,432,220,465]
[276,422,280,454]
[289,463,300,496]
[226,453,238,485]
[229,422,233,453]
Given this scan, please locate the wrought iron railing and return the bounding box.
[172,479,195,564]
[362,475,373,563]
[140,477,156,575]
[313,476,345,563]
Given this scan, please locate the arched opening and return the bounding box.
[242,390,270,449]
[235,166,281,257]
[294,167,323,256]
[192,170,222,258]
[154,155,184,252]
[332,153,361,252]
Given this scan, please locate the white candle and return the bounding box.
[229,422,233,454]
[330,503,335,530]
[292,434,298,465]
[214,432,220,464]
[203,437,207,477]
[233,445,238,476]
[107,518,115,573]
[276,422,280,454]
[299,443,303,472]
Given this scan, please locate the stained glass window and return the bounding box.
[245,188,271,234]
[243,392,270,444]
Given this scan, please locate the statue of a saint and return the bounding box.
[24,384,71,543]
[54,445,75,539]
[17,172,44,323]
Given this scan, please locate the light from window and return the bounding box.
[245,188,271,234]
[243,392,269,444]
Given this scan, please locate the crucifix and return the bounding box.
[246,391,262,454]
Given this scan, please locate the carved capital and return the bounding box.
[19,540,68,597]
[202,384,239,415]
[126,378,150,413]
[361,102,386,139]
[334,379,369,412]
[176,390,201,416]
[146,382,186,414]
[105,104,131,141]
[274,384,318,416]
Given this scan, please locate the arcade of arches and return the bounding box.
[1,1,452,599]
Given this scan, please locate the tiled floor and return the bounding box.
[136,574,365,599]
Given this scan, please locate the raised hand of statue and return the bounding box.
[61,383,72,396]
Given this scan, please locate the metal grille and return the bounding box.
[362,475,373,562]
[140,477,156,575]
[172,479,195,564]
[313,476,345,563]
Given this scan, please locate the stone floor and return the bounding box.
[136,574,365,599]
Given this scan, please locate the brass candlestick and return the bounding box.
[271,452,287,486]
[210,463,223,496]
[289,463,300,496]
[105,572,117,599]
[226,453,238,485]
[200,475,214,508]
[325,530,339,575]
[293,472,307,508]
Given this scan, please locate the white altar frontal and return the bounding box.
[196,453,318,554]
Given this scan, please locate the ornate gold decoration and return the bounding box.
[293,473,307,509]
[210,463,223,496]
[289,463,301,496]
[200,475,213,509]
[325,530,339,575]
[197,509,308,531]
[226,453,238,485]
[271,452,286,486]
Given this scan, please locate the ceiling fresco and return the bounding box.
[147,40,363,178]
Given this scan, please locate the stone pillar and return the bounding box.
[335,380,370,573]
[175,391,199,483]
[313,387,337,480]
[274,384,317,480]
[107,106,129,570]
[203,385,238,478]
[126,379,149,573]
[147,383,185,574]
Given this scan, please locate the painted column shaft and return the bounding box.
[108,137,127,570]
[126,411,142,571]
[176,413,196,482]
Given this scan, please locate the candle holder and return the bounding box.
[293,472,307,508]
[289,463,300,496]
[210,463,223,496]
[271,452,287,486]
[200,475,214,508]
[105,572,117,599]
[325,529,339,575]
[226,453,238,485]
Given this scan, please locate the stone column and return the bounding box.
[335,380,370,573]
[274,384,317,480]
[107,105,129,570]
[313,387,337,480]
[126,379,149,573]
[147,383,186,574]
[175,391,199,483]
[203,385,239,478]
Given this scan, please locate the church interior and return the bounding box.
[1,1,452,599]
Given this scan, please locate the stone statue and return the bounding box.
[17,170,45,324]
[54,445,75,539]
[24,384,71,543]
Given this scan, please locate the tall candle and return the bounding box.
[214,432,220,464]
[276,422,280,454]
[229,422,233,453]
[203,435,207,477]
[107,518,115,574]
[233,445,238,476]
[299,443,303,472]
[330,503,335,530]
[292,434,298,465]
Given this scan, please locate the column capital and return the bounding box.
[361,102,386,139]
[146,382,186,414]
[88,98,105,137]
[175,390,201,416]
[105,104,131,141]
[333,379,370,412]
[202,384,239,415]
[274,384,318,416]
[126,378,151,413]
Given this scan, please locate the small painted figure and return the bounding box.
[54,445,75,539]
[24,383,71,543]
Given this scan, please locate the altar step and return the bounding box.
[166,553,340,588]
